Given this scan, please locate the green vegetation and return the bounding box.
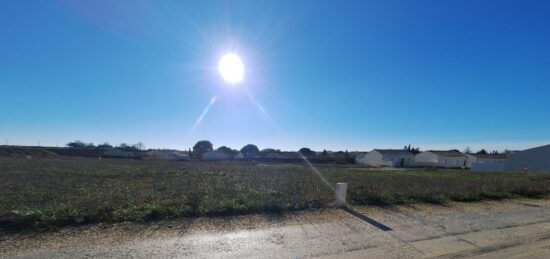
[0,146,58,158]
[1,157,549,231]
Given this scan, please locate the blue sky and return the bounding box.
[1,0,549,151]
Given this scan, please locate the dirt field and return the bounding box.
[1,157,549,232]
[1,198,549,258]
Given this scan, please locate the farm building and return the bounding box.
[505,144,550,173]
[356,149,414,167]
[470,154,507,172]
[202,151,233,160]
[415,150,467,168]
[476,154,507,164]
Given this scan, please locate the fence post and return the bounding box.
[335,182,347,207]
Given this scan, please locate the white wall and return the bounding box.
[415,152,439,167]
[363,151,392,167]
[356,151,390,167]
[384,154,415,167]
[505,145,550,173]
[441,156,467,168]
[415,152,467,168]
[465,154,477,168]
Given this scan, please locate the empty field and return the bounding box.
[1,157,549,231]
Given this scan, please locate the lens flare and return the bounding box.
[188,96,218,134]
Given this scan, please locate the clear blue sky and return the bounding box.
[1,0,549,151]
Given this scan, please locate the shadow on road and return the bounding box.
[343,206,393,231]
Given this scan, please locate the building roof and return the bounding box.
[373,149,413,156]
[428,150,466,157]
[521,144,550,152]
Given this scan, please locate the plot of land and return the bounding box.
[1,157,549,231]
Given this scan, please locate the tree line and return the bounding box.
[65,140,510,158]
[191,140,345,159]
[66,141,145,151]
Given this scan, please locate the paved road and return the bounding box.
[2,198,550,258]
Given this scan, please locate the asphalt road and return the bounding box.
[2,198,550,258]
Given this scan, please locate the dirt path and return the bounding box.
[2,198,550,258]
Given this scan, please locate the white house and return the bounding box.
[356,149,414,167]
[464,153,478,168]
[202,151,233,160]
[505,144,550,173]
[415,150,467,168]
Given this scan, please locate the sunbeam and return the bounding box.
[246,91,281,132]
[188,95,218,135]
[298,153,335,193]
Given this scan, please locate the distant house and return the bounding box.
[505,144,550,173]
[415,150,467,168]
[103,149,144,159]
[202,151,233,160]
[464,153,478,168]
[145,150,190,161]
[356,149,414,167]
[475,154,507,164]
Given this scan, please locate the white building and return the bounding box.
[415,151,467,168]
[476,154,507,164]
[356,149,414,167]
[469,154,506,171]
[505,144,550,173]
[202,151,233,160]
[465,153,478,168]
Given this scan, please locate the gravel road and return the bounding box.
[2,198,550,258]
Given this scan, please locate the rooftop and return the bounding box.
[373,149,413,156]
[428,150,466,157]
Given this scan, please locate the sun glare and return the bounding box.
[218,53,244,84]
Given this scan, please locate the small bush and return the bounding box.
[414,194,450,205]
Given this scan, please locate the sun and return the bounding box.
[218,53,244,84]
